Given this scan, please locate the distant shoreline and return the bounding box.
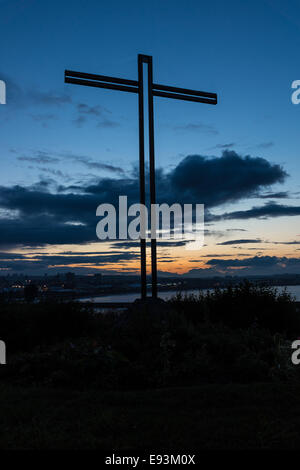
[78,284,300,304]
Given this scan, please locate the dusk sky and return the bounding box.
[1,0,300,277]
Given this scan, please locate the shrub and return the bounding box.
[170,282,299,336]
[0,282,298,389]
[0,300,95,352]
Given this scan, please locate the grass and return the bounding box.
[1,382,300,449]
[1,283,299,450]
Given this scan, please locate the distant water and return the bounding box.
[79,285,300,303]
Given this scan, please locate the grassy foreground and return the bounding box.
[1,382,300,449]
[1,283,300,450]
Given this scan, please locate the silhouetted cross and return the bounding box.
[65,54,217,300]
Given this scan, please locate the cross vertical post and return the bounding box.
[137,55,147,300]
[138,54,157,299]
[64,54,217,302]
[147,56,157,300]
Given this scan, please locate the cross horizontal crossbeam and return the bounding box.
[64,70,217,104]
[65,70,139,93]
[153,83,217,104]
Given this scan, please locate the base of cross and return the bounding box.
[133,296,166,312]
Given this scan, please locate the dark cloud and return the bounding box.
[201,253,240,257]
[37,168,70,180]
[17,150,124,176]
[217,239,262,245]
[157,270,179,278]
[64,154,124,175]
[273,240,300,245]
[256,142,274,149]
[0,74,72,108]
[0,216,93,246]
[111,240,189,249]
[0,250,138,274]
[1,74,121,131]
[0,151,289,246]
[17,153,59,164]
[169,151,287,207]
[183,256,300,277]
[29,90,72,106]
[73,103,102,127]
[206,256,280,268]
[97,118,120,128]
[212,202,300,221]
[259,191,289,199]
[213,143,235,149]
[77,103,103,116]
[174,122,218,135]
[73,103,119,128]
[182,267,223,278]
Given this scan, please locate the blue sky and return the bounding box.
[1,0,300,276]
